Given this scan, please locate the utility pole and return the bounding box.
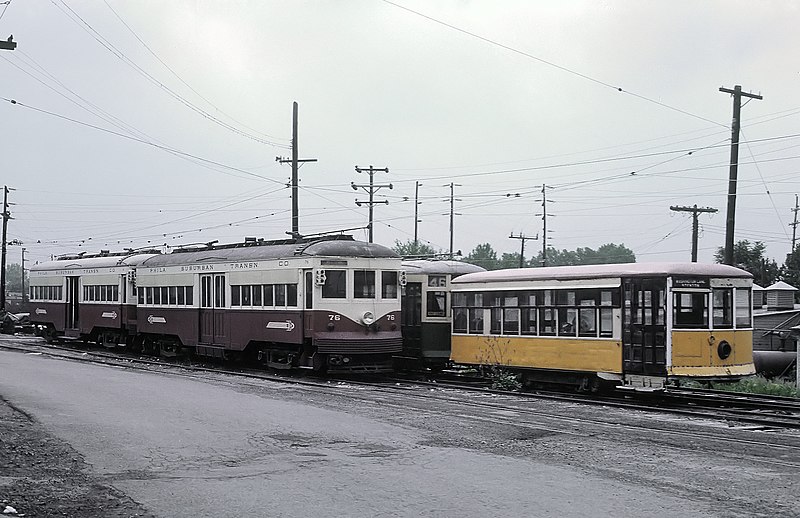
[414,181,421,246]
[509,233,538,268]
[444,183,461,259]
[352,166,392,243]
[1,186,11,311]
[670,204,718,262]
[719,85,763,265]
[790,194,799,253]
[535,185,552,266]
[21,247,26,305]
[276,102,317,239]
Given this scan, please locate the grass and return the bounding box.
[687,374,799,398]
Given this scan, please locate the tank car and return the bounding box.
[449,262,756,390]
[396,259,485,370]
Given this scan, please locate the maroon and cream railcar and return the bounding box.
[28,251,156,344]
[134,236,403,372]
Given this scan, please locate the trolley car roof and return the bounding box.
[401,259,486,276]
[141,237,398,267]
[32,253,157,271]
[452,262,752,285]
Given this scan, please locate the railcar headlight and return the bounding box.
[717,340,732,360]
[361,311,375,325]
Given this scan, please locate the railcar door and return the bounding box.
[401,282,423,356]
[65,276,80,329]
[622,277,667,376]
[199,274,227,344]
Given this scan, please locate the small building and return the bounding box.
[764,281,798,311]
[752,283,765,309]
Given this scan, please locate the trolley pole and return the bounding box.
[352,166,392,243]
[670,205,718,262]
[509,233,538,268]
[276,102,317,239]
[719,85,762,265]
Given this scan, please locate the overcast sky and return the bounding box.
[2,1,799,267]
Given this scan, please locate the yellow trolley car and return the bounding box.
[450,263,755,390]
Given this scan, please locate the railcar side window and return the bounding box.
[673,291,708,328]
[491,308,501,334]
[354,270,376,298]
[468,308,484,334]
[427,291,446,317]
[521,308,537,335]
[82,284,121,303]
[600,308,613,336]
[712,288,733,328]
[263,285,274,306]
[275,284,286,306]
[735,289,751,328]
[539,308,556,335]
[32,285,65,301]
[558,307,578,336]
[381,271,398,299]
[453,307,468,333]
[322,270,346,298]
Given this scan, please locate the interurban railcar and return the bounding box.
[29,236,404,373]
[28,251,156,345]
[397,259,485,370]
[449,262,756,390]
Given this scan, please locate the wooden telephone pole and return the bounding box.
[719,85,762,265]
[276,102,317,239]
[670,204,718,262]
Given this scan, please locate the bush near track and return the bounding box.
[690,375,799,398]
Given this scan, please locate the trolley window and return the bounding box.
[381,271,398,299]
[712,288,733,328]
[322,270,346,299]
[468,308,484,334]
[453,307,468,333]
[673,291,708,328]
[427,291,446,317]
[735,289,751,328]
[354,270,376,299]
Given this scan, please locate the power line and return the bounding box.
[382,0,725,127]
[101,0,289,145]
[1,96,286,185]
[50,0,290,149]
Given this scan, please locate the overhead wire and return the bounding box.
[50,0,290,149]
[101,0,289,145]
[1,96,287,185]
[381,0,726,128]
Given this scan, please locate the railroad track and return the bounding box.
[3,335,800,439]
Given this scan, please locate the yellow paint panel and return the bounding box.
[668,364,756,377]
[671,330,753,368]
[451,335,623,374]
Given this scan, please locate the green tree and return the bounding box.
[781,247,800,296]
[4,263,25,293]
[533,243,636,267]
[498,252,524,269]
[714,240,779,287]
[392,239,436,258]
[465,243,499,270]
